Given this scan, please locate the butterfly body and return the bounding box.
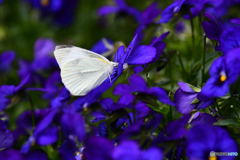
[54,45,118,96]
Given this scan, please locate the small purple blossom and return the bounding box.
[0,119,14,150]
[202,12,223,42]
[21,109,58,154]
[24,0,78,26]
[198,48,240,101]
[113,140,163,160]
[114,75,175,106]
[13,109,48,140]
[98,0,142,22]
[219,27,240,54]
[0,75,29,111]
[91,38,114,56]
[174,82,216,114]
[165,112,217,140]
[60,112,85,142]
[0,51,15,75]
[159,0,223,23]
[186,124,238,160]
[71,81,113,112]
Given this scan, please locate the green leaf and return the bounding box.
[190,97,200,104]
[214,119,240,127]
[191,62,201,73]
[187,83,201,92]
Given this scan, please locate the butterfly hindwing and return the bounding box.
[61,57,111,96]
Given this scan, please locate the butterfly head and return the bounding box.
[110,62,119,68]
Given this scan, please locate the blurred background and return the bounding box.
[0,0,169,58]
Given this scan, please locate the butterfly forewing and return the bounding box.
[61,57,111,96]
[54,45,110,69]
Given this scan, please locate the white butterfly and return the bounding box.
[54,45,118,96]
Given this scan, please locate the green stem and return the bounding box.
[202,34,207,85]
[57,126,62,148]
[177,51,185,73]
[166,53,174,89]
[169,105,173,121]
[198,15,203,37]
[142,65,151,86]
[215,102,223,118]
[234,108,240,119]
[188,112,197,124]
[190,11,195,53]
[171,147,176,160]
[218,51,222,56]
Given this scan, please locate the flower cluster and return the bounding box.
[0,0,239,160]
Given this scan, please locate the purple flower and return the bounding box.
[83,137,163,160]
[140,2,161,26]
[0,51,15,75]
[51,86,71,109]
[118,111,162,142]
[42,71,62,100]
[21,109,58,154]
[60,112,85,142]
[0,120,14,150]
[92,98,150,138]
[175,21,185,33]
[92,98,116,123]
[113,140,163,160]
[91,38,114,56]
[0,149,48,160]
[13,109,48,140]
[230,17,240,24]
[32,38,57,71]
[98,0,141,22]
[183,0,223,20]
[24,0,78,26]
[219,27,240,54]
[0,149,24,160]
[158,0,185,23]
[114,75,175,106]
[186,124,238,160]
[158,112,217,159]
[34,38,55,59]
[113,34,157,78]
[165,112,217,140]
[18,60,44,85]
[205,1,240,18]
[84,137,115,160]
[134,32,169,73]
[149,32,169,63]
[18,38,57,85]
[158,0,223,23]
[124,43,156,66]
[174,82,216,114]
[201,12,223,42]
[27,71,63,101]
[0,75,29,111]
[71,81,113,112]
[58,140,77,160]
[134,2,161,39]
[25,150,48,160]
[198,48,240,101]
